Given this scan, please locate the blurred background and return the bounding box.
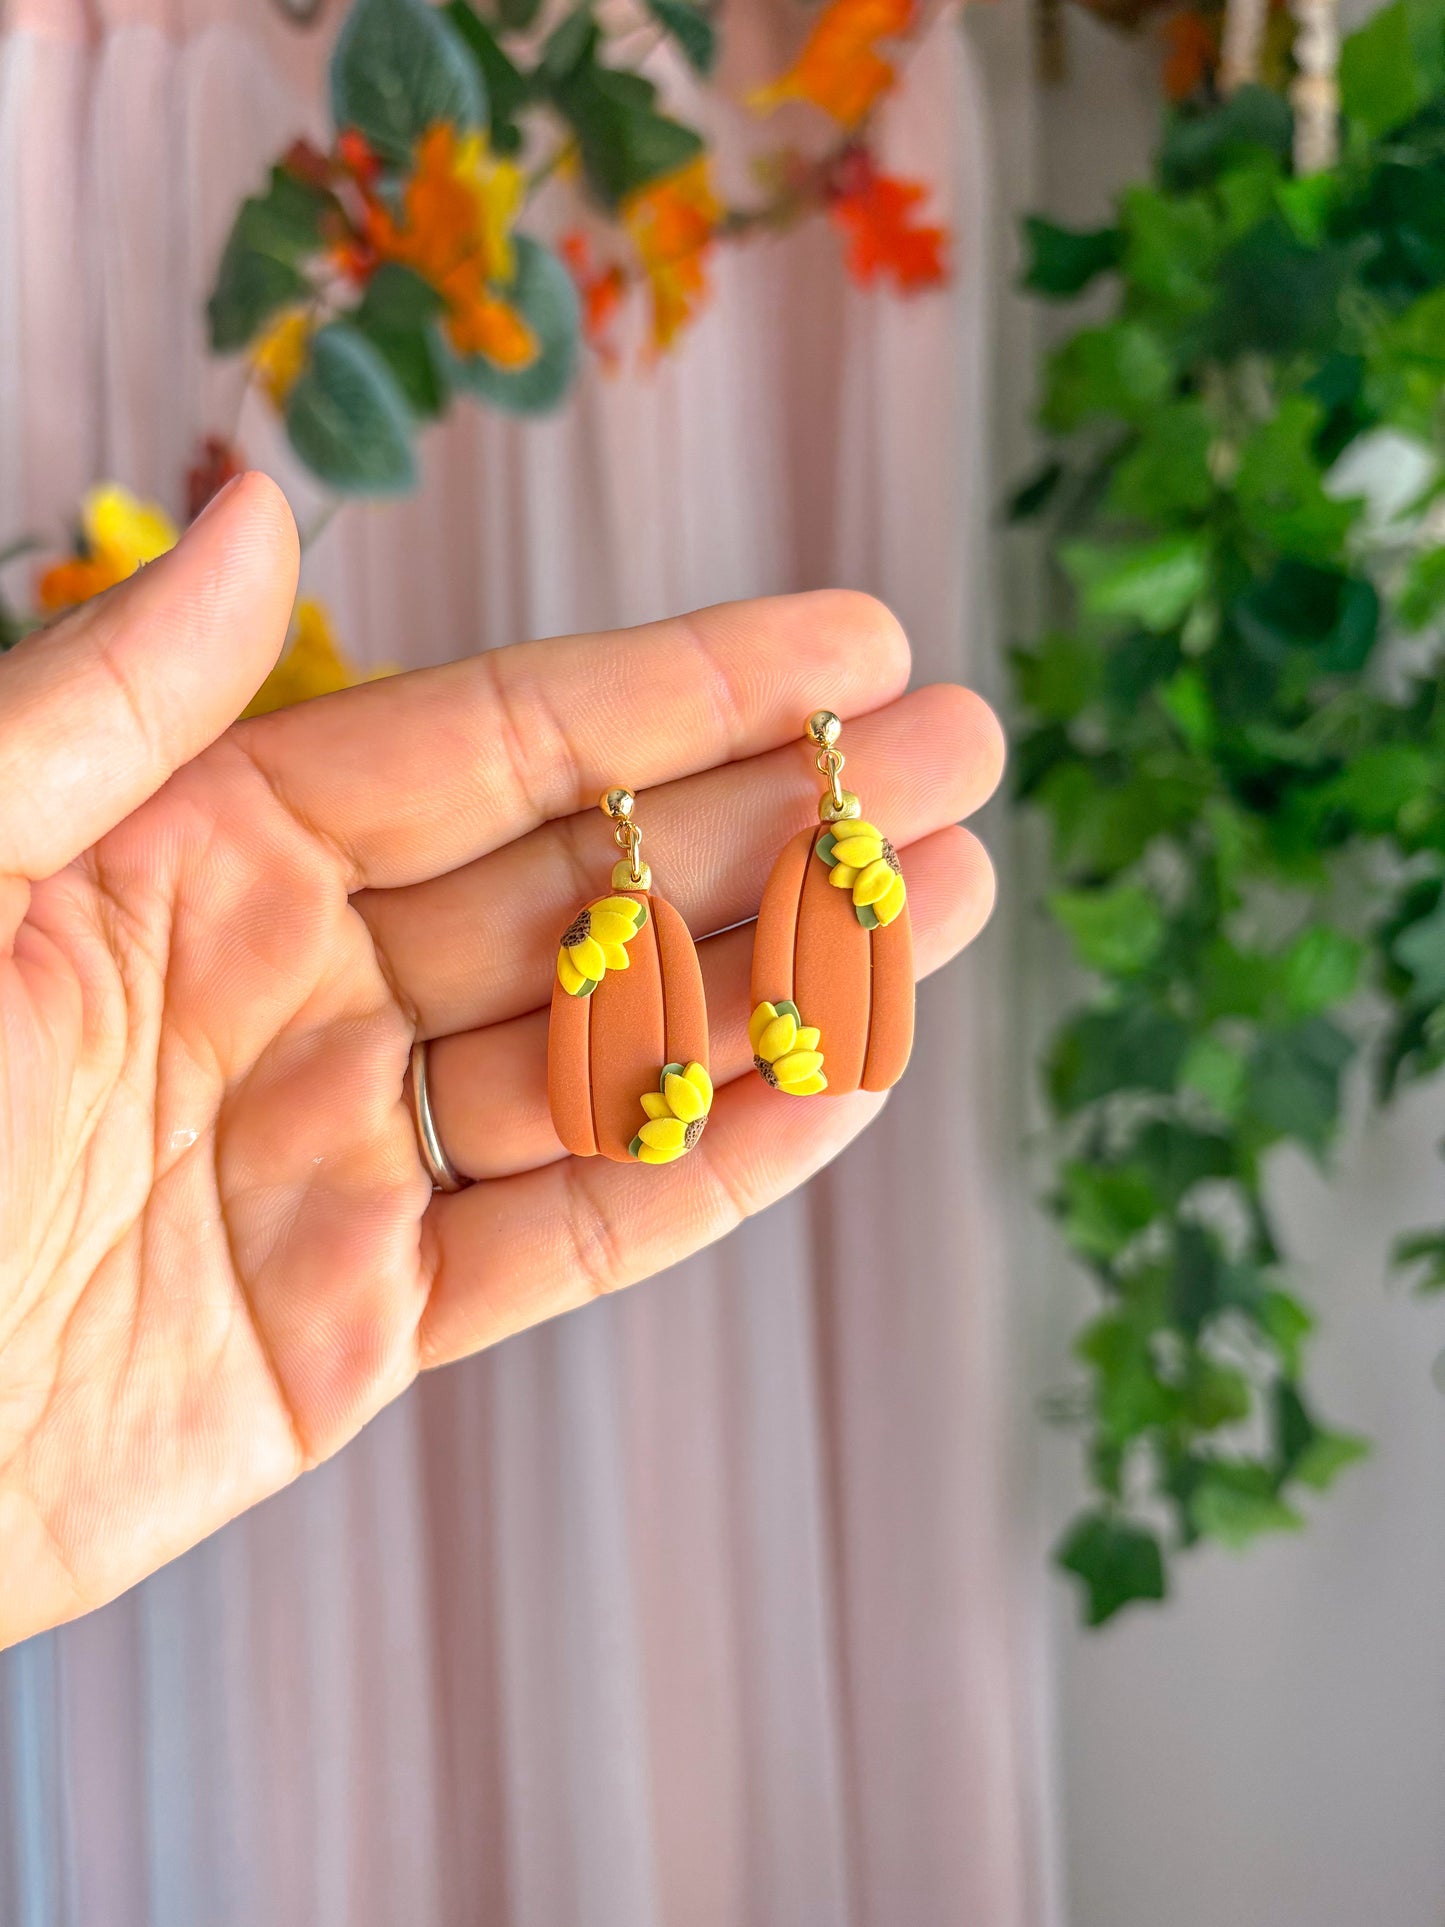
[1,0,1443,1922]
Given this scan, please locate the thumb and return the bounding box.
[0,471,298,894]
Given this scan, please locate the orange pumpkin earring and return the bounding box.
[548,788,712,1165]
[749,711,914,1096]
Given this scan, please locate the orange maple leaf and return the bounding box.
[751,0,915,129]
[829,159,949,292]
[623,159,722,353]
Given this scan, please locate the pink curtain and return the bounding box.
[0,3,1049,1922]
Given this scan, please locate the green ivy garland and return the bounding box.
[1014,0,1445,1626]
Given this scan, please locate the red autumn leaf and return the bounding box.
[560,230,628,366]
[829,155,948,293]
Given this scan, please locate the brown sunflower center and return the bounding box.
[685,1116,708,1149]
[882,838,901,875]
[562,907,592,948]
[754,1055,779,1087]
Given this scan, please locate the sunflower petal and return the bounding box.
[663,1072,706,1123]
[833,834,884,868]
[637,1142,686,1164]
[874,874,907,925]
[597,895,645,921]
[683,1062,713,1110]
[829,865,858,889]
[854,858,898,906]
[568,933,607,978]
[784,1072,828,1095]
[640,1091,671,1120]
[774,1049,824,1083]
[601,942,631,970]
[757,1012,798,1062]
[639,1116,688,1151]
[589,910,637,946]
[749,1001,779,1052]
[557,951,591,996]
[844,821,881,843]
[794,1026,821,1053]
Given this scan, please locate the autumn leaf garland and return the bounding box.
[199,0,951,495]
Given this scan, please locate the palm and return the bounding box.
[0,477,1001,1646]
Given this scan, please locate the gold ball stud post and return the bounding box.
[601,787,636,821]
[806,710,842,749]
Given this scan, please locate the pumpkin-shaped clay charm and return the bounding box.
[549,889,711,1163]
[750,822,914,1096]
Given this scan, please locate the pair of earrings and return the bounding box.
[548,711,914,1167]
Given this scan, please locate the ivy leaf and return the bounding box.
[1245,1016,1355,1152]
[447,236,580,414]
[1159,85,1292,191]
[1108,401,1215,522]
[1393,1226,1445,1292]
[350,262,450,418]
[207,166,331,352]
[1010,631,1101,722]
[1234,396,1356,565]
[1056,1512,1167,1627]
[1047,1003,1190,1114]
[331,0,485,166]
[1063,534,1208,632]
[1392,898,1445,999]
[645,0,718,75]
[1051,884,1166,976]
[1281,925,1363,1016]
[1061,1166,1160,1260]
[1190,1462,1303,1547]
[285,321,418,494]
[1020,216,1121,298]
[1341,0,1445,139]
[1258,1288,1315,1376]
[443,1,531,152]
[1042,321,1172,432]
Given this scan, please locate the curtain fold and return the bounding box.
[0,11,1046,1922]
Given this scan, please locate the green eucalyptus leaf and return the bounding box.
[331,0,485,165]
[542,15,703,204]
[285,321,418,495]
[208,166,331,351]
[645,0,717,74]
[446,237,580,414]
[443,1,531,151]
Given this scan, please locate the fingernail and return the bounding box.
[189,471,247,531]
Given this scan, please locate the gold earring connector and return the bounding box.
[805,711,861,823]
[600,787,651,889]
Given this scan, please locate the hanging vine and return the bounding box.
[1016,0,1445,1624]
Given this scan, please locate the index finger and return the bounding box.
[229,590,911,890]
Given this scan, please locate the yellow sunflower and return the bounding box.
[629,1061,714,1164]
[750,1001,827,1094]
[556,895,648,997]
[816,821,907,928]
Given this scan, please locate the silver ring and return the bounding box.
[408,1041,468,1193]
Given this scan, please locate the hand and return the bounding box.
[0,475,1003,1647]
